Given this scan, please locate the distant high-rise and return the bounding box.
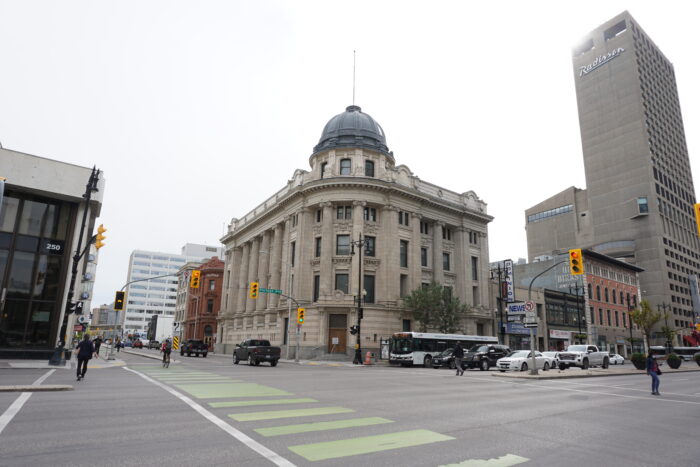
[526,11,699,345]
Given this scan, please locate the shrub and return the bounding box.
[631,353,646,370]
[694,353,700,367]
[667,353,681,369]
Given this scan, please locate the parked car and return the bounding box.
[497,350,554,372]
[123,340,133,348]
[609,353,625,365]
[541,351,561,369]
[463,344,510,371]
[148,340,161,350]
[180,339,208,357]
[432,349,456,369]
[233,339,281,367]
[132,339,143,349]
[558,345,609,369]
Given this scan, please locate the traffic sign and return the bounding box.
[523,322,538,328]
[524,301,535,312]
[260,288,282,294]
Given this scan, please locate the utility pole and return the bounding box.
[492,264,508,345]
[351,234,369,365]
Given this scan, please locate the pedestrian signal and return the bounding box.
[114,291,125,310]
[569,249,584,276]
[249,282,259,299]
[190,270,201,288]
[297,308,305,324]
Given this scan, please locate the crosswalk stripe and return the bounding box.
[255,416,393,437]
[288,429,454,461]
[176,383,292,399]
[209,398,317,408]
[229,406,353,422]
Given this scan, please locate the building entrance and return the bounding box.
[327,313,347,353]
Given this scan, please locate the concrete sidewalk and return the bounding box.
[491,364,700,380]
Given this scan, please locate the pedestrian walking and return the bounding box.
[75,334,97,381]
[93,335,103,356]
[115,338,121,353]
[646,351,661,395]
[453,341,465,376]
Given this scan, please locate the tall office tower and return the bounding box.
[122,243,222,335]
[527,11,699,345]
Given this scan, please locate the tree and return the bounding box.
[659,313,677,351]
[629,300,663,353]
[403,282,466,333]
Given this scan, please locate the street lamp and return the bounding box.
[350,234,371,365]
[490,264,508,346]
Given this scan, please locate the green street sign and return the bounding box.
[259,288,282,294]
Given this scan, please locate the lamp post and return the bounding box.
[350,234,370,365]
[491,264,508,346]
[569,281,584,343]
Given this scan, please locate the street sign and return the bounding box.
[507,302,527,316]
[524,311,536,321]
[173,336,180,350]
[523,323,538,328]
[260,288,282,294]
[524,301,535,312]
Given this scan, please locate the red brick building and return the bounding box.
[184,257,224,347]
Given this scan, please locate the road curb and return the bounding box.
[0,384,73,392]
[491,366,700,380]
[121,349,181,364]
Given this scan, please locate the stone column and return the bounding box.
[246,236,260,313]
[410,212,422,293]
[320,202,334,296]
[257,230,271,311]
[350,201,366,299]
[236,243,250,313]
[268,223,284,309]
[433,221,444,285]
[454,227,467,303]
[380,204,399,302]
[294,207,312,301]
[227,247,242,315]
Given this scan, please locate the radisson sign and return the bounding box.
[578,47,624,77]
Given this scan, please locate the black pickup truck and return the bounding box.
[233,339,281,367]
[180,339,208,357]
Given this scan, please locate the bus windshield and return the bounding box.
[392,338,413,354]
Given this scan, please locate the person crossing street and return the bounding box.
[75,334,97,381]
[453,341,465,376]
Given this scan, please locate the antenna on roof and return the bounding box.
[352,50,356,106]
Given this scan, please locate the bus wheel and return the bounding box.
[423,356,433,368]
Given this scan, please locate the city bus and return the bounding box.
[389,332,498,367]
[671,347,700,361]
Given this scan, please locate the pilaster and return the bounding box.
[236,242,250,313]
[433,221,445,285]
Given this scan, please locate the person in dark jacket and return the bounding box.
[93,336,103,356]
[453,342,465,376]
[75,334,97,381]
[646,352,661,395]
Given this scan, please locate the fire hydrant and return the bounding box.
[364,351,373,365]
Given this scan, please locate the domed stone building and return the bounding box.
[216,105,494,358]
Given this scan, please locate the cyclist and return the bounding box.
[161,339,172,367]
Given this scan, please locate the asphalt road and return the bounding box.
[1,351,699,467]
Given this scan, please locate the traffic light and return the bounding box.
[569,248,584,275]
[95,224,107,249]
[249,281,259,299]
[297,307,305,324]
[114,291,125,311]
[190,270,201,288]
[349,325,359,335]
[694,203,700,237]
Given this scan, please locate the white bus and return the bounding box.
[671,347,700,361]
[389,332,498,367]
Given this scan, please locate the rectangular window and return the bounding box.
[335,273,349,293]
[290,241,296,266]
[598,308,603,325]
[363,207,377,222]
[472,286,479,306]
[398,211,409,226]
[400,240,408,268]
[365,160,375,177]
[420,221,430,235]
[607,309,612,326]
[209,279,215,291]
[340,158,352,175]
[442,252,450,271]
[442,227,452,240]
[313,275,320,302]
[336,235,350,255]
[400,274,408,297]
[207,299,214,314]
[622,312,627,328]
[336,205,352,220]
[364,236,375,257]
[402,319,411,332]
[637,197,649,214]
[316,209,322,223]
[315,237,322,258]
[590,306,595,325]
[363,275,375,303]
[471,256,479,280]
[421,247,428,267]
[615,310,619,327]
[321,162,327,178]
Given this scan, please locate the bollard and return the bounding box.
[364,351,373,365]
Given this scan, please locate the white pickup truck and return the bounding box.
[558,345,609,370]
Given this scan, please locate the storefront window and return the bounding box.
[24,301,54,348]
[8,251,35,299]
[0,197,20,232]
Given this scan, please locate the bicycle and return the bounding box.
[162,351,171,368]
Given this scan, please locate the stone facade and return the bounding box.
[217,106,494,358]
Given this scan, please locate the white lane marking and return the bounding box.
[0,393,32,436]
[440,454,529,467]
[123,366,295,467]
[32,369,55,386]
[0,369,56,436]
[542,378,700,398]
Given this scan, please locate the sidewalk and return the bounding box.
[491,364,700,380]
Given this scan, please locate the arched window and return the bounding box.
[596,286,601,300]
[587,284,593,299]
[365,160,375,177]
[340,158,351,175]
[604,288,609,302]
[612,289,617,304]
[204,325,213,336]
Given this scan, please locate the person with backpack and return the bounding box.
[161,339,172,367]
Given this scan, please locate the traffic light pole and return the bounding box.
[49,167,100,366]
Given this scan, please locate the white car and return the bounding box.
[497,350,554,372]
[609,353,625,365]
[541,351,561,369]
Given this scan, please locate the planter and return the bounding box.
[695,355,700,367]
[631,353,646,370]
[667,354,681,369]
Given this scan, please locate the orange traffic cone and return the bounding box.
[364,351,373,365]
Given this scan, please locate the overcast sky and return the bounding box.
[1,1,698,307]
